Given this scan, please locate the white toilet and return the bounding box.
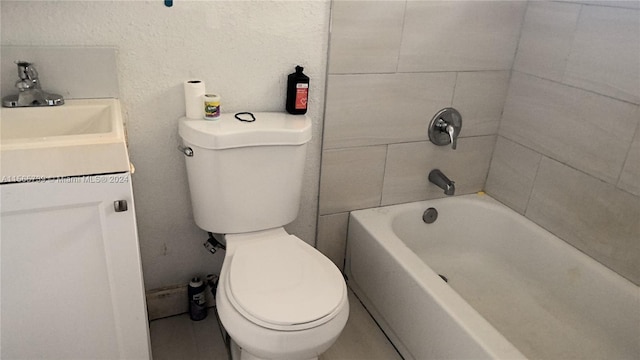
[178,112,349,360]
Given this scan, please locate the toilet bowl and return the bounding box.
[178,112,349,359]
[216,228,349,360]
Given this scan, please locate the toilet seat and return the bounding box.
[225,234,345,331]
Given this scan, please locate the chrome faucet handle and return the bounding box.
[15,61,40,90]
[446,124,457,150]
[16,61,38,79]
[428,108,462,150]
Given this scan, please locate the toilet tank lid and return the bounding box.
[179,112,311,149]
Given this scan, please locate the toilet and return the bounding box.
[178,112,349,360]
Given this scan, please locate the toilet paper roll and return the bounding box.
[184,80,206,119]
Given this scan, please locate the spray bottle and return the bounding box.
[188,276,207,321]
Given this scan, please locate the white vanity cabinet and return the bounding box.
[0,172,151,359]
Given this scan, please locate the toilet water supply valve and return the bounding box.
[204,232,226,254]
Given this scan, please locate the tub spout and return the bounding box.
[429,169,455,195]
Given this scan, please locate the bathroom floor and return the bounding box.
[150,288,402,360]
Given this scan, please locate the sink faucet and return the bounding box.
[429,169,455,195]
[2,61,64,108]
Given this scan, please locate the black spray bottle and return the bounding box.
[188,277,207,321]
[286,65,309,115]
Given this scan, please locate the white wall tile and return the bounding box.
[526,157,640,285]
[485,136,542,214]
[328,1,405,74]
[319,146,387,214]
[381,136,495,205]
[398,1,526,72]
[324,73,456,149]
[618,110,640,196]
[564,5,640,104]
[317,212,350,270]
[452,71,510,137]
[513,1,581,81]
[500,72,638,184]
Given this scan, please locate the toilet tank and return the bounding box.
[178,112,312,234]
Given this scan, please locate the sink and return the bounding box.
[2,100,114,140]
[1,99,130,182]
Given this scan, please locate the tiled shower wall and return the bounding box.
[486,1,640,285]
[317,0,639,286]
[316,1,528,268]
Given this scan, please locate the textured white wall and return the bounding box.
[0,0,331,290]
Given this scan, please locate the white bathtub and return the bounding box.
[346,193,639,360]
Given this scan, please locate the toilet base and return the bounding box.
[230,338,318,360]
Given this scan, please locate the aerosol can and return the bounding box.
[188,277,207,321]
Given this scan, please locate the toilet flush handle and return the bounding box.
[178,145,194,157]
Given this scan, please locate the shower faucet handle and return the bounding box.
[446,124,457,150]
[428,108,462,150]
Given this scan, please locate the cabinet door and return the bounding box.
[1,173,151,360]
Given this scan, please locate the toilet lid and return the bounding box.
[228,235,345,329]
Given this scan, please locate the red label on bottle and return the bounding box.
[295,83,308,110]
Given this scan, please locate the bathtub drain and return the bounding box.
[422,207,438,224]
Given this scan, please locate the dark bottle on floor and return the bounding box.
[188,277,207,321]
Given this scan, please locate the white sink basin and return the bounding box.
[1,99,130,182]
[2,100,114,140]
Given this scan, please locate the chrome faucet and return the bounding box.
[2,61,64,107]
[429,169,455,196]
[428,108,462,150]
